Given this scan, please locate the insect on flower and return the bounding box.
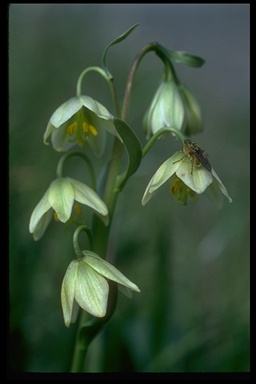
[174,139,212,174]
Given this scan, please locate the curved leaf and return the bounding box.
[102,24,139,75]
[168,50,205,68]
[113,118,142,190]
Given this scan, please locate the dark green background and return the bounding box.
[9,4,249,373]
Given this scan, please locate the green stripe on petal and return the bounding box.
[48,178,74,222]
[75,261,109,318]
[82,251,140,293]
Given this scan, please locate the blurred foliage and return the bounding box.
[9,4,249,373]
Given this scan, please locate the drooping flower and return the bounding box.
[61,250,140,327]
[142,143,232,207]
[29,177,108,241]
[143,69,202,139]
[43,95,121,156]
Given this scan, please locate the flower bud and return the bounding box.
[143,80,185,139]
[178,84,203,136]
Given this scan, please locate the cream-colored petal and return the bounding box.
[43,122,54,145]
[82,251,140,293]
[48,178,74,222]
[68,178,108,216]
[176,158,213,194]
[51,122,77,152]
[75,262,109,318]
[31,210,53,241]
[211,168,232,203]
[142,151,183,205]
[79,95,113,120]
[149,152,184,192]
[145,81,185,135]
[205,181,224,209]
[61,260,79,327]
[29,189,51,233]
[118,285,133,298]
[50,97,82,128]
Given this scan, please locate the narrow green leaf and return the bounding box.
[102,24,139,75]
[113,118,142,189]
[168,50,205,67]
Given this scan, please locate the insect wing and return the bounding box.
[184,140,212,172]
[195,149,212,172]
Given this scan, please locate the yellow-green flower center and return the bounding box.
[170,177,198,205]
[66,110,98,147]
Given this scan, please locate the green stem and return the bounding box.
[76,66,110,97]
[76,66,121,116]
[142,128,185,158]
[70,91,124,373]
[71,282,118,372]
[92,137,123,256]
[122,41,178,122]
[122,44,153,121]
[108,78,121,117]
[70,311,90,372]
[73,225,94,257]
[56,151,96,190]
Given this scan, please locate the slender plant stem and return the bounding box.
[142,128,185,158]
[70,282,118,372]
[70,79,124,373]
[70,311,90,372]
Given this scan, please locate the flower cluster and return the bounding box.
[28,29,232,334]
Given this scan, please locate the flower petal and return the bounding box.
[43,122,54,145]
[50,97,82,128]
[68,178,108,216]
[75,261,109,317]
[48,178,74,222]
[79,95,113,120]
[79,95,122,142]
[118,285,133,298]
[82,251,140,293]
[51,122,77,152]
[144,81,185,136]
[61,260,79,327]
[31,210,53,241]
[205,181,224,209]
[176,158,213,194]
[29,189,51,233]
[142,151,183,205]
[211,168,232,203]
